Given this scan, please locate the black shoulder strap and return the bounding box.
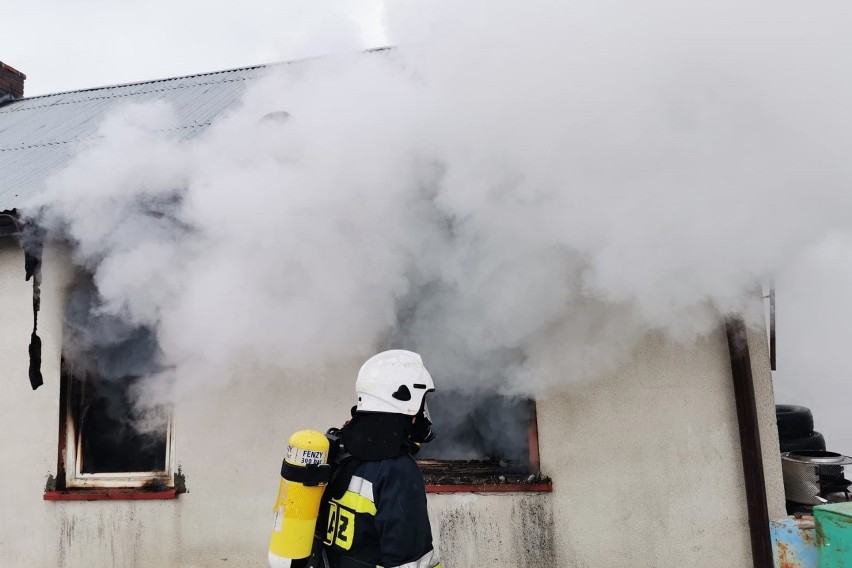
[311,455,361,566]
[327,456,361,501]
[314,428,362,543]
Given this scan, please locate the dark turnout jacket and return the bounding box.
[322,455,441,568]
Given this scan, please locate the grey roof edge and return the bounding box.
[19,63,270,102]
[18,45,395,102]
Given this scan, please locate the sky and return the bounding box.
[3,0,851,461]
[3,0,397,96]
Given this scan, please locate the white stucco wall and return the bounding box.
[0,240,785,568]
[0,240,67,566]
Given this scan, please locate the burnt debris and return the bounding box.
[20,220,44,390]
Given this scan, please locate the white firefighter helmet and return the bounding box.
[356,350,435,415]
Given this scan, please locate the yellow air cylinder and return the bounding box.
[268,429,331,568]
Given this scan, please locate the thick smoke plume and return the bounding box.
[26,0,852,432]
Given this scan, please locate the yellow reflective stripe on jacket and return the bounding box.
[333,475,378,516]
[336,490,378,516]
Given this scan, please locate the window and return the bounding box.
[57,368,174,491]
[416,391,550,492]
[385,292,550,492]
[45,278,177,500]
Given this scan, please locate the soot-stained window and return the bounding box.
[58,368,174,490]
[415,391,549,490]
[385,300,549,490]
[418,392,533,461]
[55,279,174,492]
[77,375,168,474]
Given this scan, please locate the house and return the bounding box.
[0,59,786,567]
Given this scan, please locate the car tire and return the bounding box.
[776,405,814,435]
[780,430,826,453]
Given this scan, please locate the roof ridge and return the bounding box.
[18,62,271,102]
[14,46,393,102]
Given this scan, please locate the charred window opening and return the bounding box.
[374,282,549,489]
[415,391,547,489]
[418,392,532,462]
[57,276,174,491]
[76,375,167,474]
[60,367,174,489]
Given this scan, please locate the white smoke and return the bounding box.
[27,0,852,422]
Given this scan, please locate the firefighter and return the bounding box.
[312,350,442,568]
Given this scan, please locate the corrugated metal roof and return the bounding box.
[0,64,270,210]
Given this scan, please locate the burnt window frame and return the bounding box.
[56,362,175,491]
[416,398,551,493]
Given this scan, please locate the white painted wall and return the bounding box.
[0,240,785,568]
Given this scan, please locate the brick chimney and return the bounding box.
[0,62,26,101]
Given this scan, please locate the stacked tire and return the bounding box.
[776,405,826,453]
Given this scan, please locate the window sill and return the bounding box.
[44,488,178,501]
[426,480,552,493]
[418,459,552,494]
